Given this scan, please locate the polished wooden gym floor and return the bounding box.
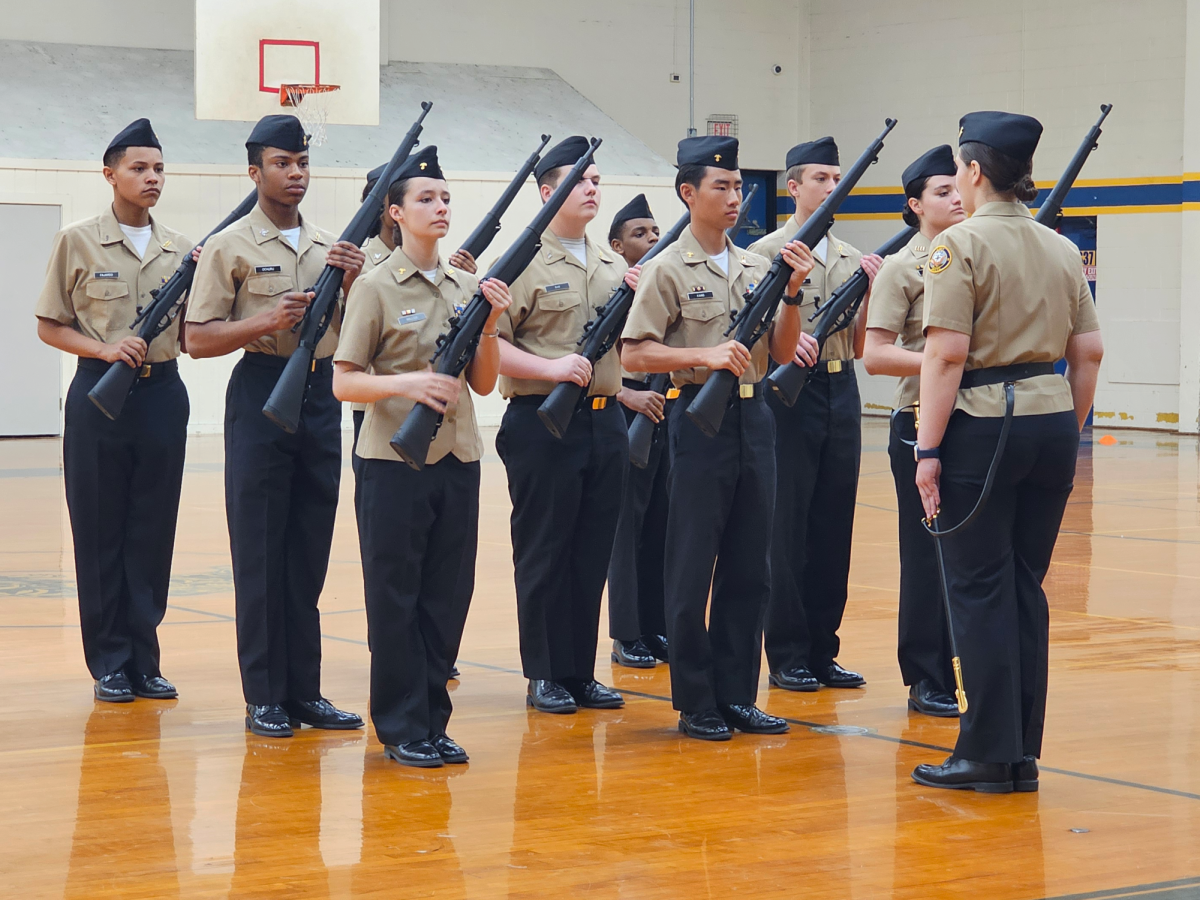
[2,419,1199,899]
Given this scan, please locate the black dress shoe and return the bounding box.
[1013,755,1039,792]
[127,672,178,699]
[448,665,460,680]
[431,734,469,764]
[768,667,819,692]
[817,662,866,688]
[94,671,135,703]
[562,678,625,709]
[246,704,293,738]
[643,633,670,663]
[384,740,444,768]
[283,698,364,730]
[908,680,959,717]
[678,709,732,741]
[912,756,1013,793]
[611,639,657,668]
[526,679,577,714]
[720,704,790,734]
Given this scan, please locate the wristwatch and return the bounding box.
[782,288,804,307]
[915,445,940,462]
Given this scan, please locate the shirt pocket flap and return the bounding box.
[679,299,725,323]
[540,291,582,313]
[84,280,130,301]
[246,274,294,296]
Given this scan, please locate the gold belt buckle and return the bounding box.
[665,388,681,400]
[139,364,153,379]
[738,383,754,399]
[311,359,318,373]
[827,359,843,374]
[591,396,607,410]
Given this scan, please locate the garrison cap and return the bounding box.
[535,136,593,180]
[394,145,444,181]
[106,118,161,158]
[902,144,957,194]
[958,111,1043,160]
[246,114,310,153]
[611,193,655,230]
[677,135,739,170]
[786,136,839,169]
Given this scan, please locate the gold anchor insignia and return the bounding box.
[714,154,722,162]
[686,251,695,258]
[397,267,406,275]
[419,162,427,170]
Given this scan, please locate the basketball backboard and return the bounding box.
[195,0,380,127]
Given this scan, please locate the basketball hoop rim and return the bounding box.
[280,83,341,106]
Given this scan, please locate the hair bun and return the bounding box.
[1014,174,1038,202]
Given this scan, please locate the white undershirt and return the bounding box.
[812,235,828,265]
[420,268,438,282]
[559,235,587,266]
[709,247,729,275]
[280,226,302,250]
[119,223,153,259]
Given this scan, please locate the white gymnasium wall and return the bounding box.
[0,159,678,432]
[806,0,1189,428]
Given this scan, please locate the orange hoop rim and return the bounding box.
[279,83,341,106]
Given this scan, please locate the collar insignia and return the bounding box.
[419,162,427,170]
[260,228,270,236]
[397,267,407,275]
[373,252,383,260]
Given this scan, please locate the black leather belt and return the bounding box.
[78,357,178,380]
[813,358,854,374]
[510,393,617,411]
[959,362,1056,389]
[622,377,650,391]
[243,351,333,375]
[678,380,764,406]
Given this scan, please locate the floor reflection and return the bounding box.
[66,703,181,899]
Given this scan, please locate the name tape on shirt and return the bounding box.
[398,311,427,326]
[927,247,952,274]
[686,290,714,300]
[254,265,283,274]
[543,283,571,294]
[94,271,120,279]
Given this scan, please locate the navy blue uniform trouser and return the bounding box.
[224,352,340,706]
[356,454,479,746]
[765,366,861,674]
[938,410,1079,763]
[664,389,775,713]
[63,358,188,680]
[607,400,670,643]
[496,397,627,683]
[889,410,955,691]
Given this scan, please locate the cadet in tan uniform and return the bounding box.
[605,193,670,669]
[187,115,365,738]
[334,146,511,767]
[751,137,881,693]
[495,136,632,715]
[911,112,1103,792]
[622,135,815,741]
[863,145,965,718]
[35,118,193,703]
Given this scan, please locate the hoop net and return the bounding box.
[279,84,341,147]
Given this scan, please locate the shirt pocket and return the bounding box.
[678,298,727,346]
[80,279,131,339]
[245,273,295,307]
[531,289,583,349]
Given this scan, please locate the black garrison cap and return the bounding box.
[786,136,839,169]
[677,135,739,170]
[611,193,655,230]
[246,114,310,152]
[535,136,593,180]
[958,111,1043,159]
[902,144,957,194]
[105,118,161,158]
[394,145,444,181]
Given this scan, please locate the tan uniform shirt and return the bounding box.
[622,225,772,387]
[923,201,1100,417]
[497,231,625,398]
[186,204,341,359]
[335,249,483,465]
[750,217,863,362]
[865,230,932,409]
[360,234,393,275]
[35,208,193,363]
